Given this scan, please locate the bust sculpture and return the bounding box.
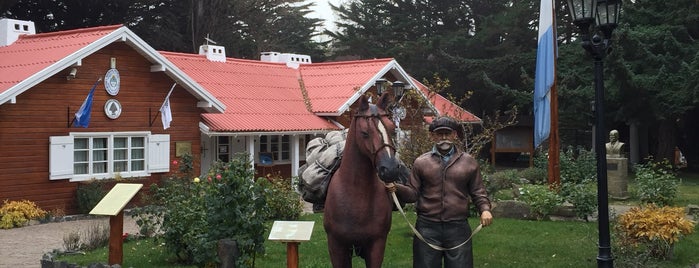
[605,130,625,158]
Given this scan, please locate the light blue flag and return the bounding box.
[534,0,557,148]
[74,79,101,128]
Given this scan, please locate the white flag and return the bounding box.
[160,84,176,130]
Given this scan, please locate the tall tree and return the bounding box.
[327,0,543,118]
[1,0,326,60]
[603,0,699,162]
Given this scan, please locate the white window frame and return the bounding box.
[49,132,170,182]
[259,134,292,164]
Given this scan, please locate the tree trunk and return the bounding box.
[655,119,676,163]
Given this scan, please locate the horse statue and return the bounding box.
[323,94,402,267]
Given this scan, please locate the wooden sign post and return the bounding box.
[268,221,315,268]
[89,183,143,265]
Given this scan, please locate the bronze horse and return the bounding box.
[323,94,402,267]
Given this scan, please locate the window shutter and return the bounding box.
[49,136,73,180]
[148,134,170,173]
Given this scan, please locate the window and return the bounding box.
[217,136,230,162]
[49,133,169,181]
[259,135,295,163]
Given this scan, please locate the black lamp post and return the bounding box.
[566,0,621,267]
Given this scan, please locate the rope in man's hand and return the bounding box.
[385,182,483,251]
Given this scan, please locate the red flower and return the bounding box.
[216,174,222,180]
[207,176,212,182]
[172,160,178,166]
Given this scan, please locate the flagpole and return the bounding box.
[547,1,561,186]
[150,83,177,127]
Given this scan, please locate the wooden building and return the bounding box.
[0,19,480,214]
[0,19,224,213]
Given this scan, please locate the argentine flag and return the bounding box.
[533,0,557,148]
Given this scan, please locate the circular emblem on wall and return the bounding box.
[104,99,122,119]
[104,68,120,96]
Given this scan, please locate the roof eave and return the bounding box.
[335,59,419,115]
[0,26,226,113]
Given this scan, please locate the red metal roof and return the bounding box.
[0,24,225,112]
[299,58,393,114]
[412,78,482,123]
[1,23,478,133]
[0,25,120,95]
[162,52,340,132]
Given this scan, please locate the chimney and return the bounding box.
[260,52,312,69]
[0,19,36,46]
[198,44,226,62]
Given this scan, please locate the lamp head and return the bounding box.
[66,68,77,80]
[375,78,388,96]
[596,0,622,39]
[392,80,405,100]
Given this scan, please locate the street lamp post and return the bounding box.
[566,0,622,267]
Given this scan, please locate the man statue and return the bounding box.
[605,129,625,157]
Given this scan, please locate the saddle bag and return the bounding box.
[297,130,346,204]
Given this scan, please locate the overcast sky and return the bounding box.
[306,0,341,33]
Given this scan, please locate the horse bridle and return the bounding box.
[353,107,397,168]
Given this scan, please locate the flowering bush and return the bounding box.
[132,153,269,267]
[258,173,303,220]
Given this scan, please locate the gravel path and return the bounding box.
[0,216,139,268]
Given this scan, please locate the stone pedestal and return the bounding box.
[606,157,629,199]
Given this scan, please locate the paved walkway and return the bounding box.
[0,216,139,268]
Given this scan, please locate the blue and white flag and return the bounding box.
[534,0,557,148]
[160,83,176,130]
[74,79,101,128]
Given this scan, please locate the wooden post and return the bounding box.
[89,183,142,266]
[286,242,299,268]
[268,221,314,268]
[108,210,124,265]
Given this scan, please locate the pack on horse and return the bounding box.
[323,94,402,267]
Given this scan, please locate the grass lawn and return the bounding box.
[57,171,699,267]
[675,171,699,207]
[58,210,699,267]
[55,237,195,267]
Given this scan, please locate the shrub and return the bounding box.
[484,169,520,200]
[535,147,597,221]
[534,146,596,184]
[518,167,547,185]
[63,231,81,252]
[559,146,596,184]
[82,222,110,251]
[76,180,108,214]
[518,184,563,220]
[196,155,269,267]
[613,204,695,261]
[0,199,47,229]
[559,182,597,221]
[258,173,303,220]
[137,153,269,267]
[634,159,679,206]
